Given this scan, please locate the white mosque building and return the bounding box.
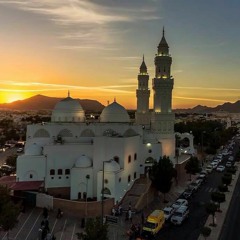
[16,30,176,203]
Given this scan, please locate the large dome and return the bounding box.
[75,155,92,168]
[104,160,120,172]
[51,94,85,123]
[100,101,130,123]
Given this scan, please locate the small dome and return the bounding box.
[51,94,85,123]
[104,160,120,172]
[100,101,130,123]
[75,155,92,168]
[25,143,42,156]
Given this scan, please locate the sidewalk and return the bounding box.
[198,162,240,240]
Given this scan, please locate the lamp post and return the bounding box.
[101,160,112,225]
[85,175,90,218]
[201,131,206,167]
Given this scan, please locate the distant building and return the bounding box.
[17,30,176,202]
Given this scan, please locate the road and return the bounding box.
[157,171,224,240]
[157,139,239,240]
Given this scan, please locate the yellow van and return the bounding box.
[142,210,165,237]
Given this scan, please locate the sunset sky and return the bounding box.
[0,0,239,109]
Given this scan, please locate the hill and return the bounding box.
[174,100,240,113]
[0,95,105,112]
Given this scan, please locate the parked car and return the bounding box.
[182,188,195,199]
[163,207,175,221]
[189,180,201,191]
[198,172,206,180]
[210,162,218,169]
[226,161,232,168]
[216,165,225,172]
[170,206,189,225]
[172,199,188,210]
[17,147,23,153]
[206,165,213,173]
[229,156,234,161]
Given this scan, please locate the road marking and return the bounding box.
[14,208,34,239]
[25,211,41,240]
[71,223,76,240]
[51,219,58,235]
[60,219,67,240]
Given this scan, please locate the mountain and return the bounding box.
[174,100,240,113]
[0,95,105,112]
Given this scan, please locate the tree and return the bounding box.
[6,154,18,168]
[76,217,108,240]
[211,192,225,212]
[0,186,20,239]
[205,202,218,227]
[201,226,211,240]
[184,156,201,181]
[218,184,228,193]
[149,156,174,202]
[222,174,232,189]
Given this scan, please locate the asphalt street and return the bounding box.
[156,170,224,240]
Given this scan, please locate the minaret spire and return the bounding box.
[163,26,165,37]
[140,54,147,74]
[68,90,70,97]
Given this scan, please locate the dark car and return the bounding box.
[182,188,194,199]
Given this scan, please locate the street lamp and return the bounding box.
[101,159,112,225]
[201,131,206,167]
[85,175,90,218]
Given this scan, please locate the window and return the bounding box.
[134,172,137,179]
[128,175,131,183]
[148,149,152,153]
[30,174,33,179]
[128,155,131,163]
[114,156,119,164]
[50,169,55,175]
[119,177,121,183]
[134,153,137,161]
[58,169,63,175]
[65,169,70,175]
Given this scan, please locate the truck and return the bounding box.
[142,210,165,238]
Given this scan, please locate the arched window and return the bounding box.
[128,175,131,183]
[134,153,137,161]
[58,169,63,175]
[134,172,137,179]
[50,169,55,175]
[65,169,70,175]
[30,174,33,179]
[128,155,131,163]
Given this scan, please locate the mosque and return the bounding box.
[16,30,176,203]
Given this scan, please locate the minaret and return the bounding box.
[135,55,151,125]
[151,28,175,134]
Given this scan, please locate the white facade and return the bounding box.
[17,31,176,203]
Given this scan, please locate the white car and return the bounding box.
[206,165,213,173]
[226,161,232,168]
[170,206,189,225]
[163,206,175,221]
[216,165,225,172]
[172,199,188,210]
[210,162,218,169]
